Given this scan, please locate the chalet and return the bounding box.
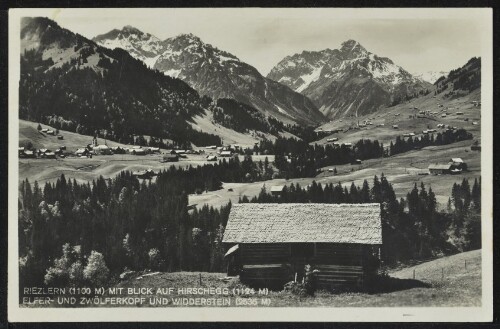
[326,137,338,142]
[46,130,55,135]
[41,128,48,133]
[205,145,217,150]
[44,151,56,159]
[130,147,146,155]
[351,159,362,165]
[18,147,25,156]
[57,135,64,140]
[111,146,126,154]
[206,155,217,161]
[161,154,179,162]
[270,185,285,196]
[149,147,161,154]
[471,143,481,151]
[133,169,157,179]
[93,144,112,155]
[428,163,452,175]
[75,148,89,157]
[392,125,399,129]
[450,158,467,170]
[342,143,352,148]
[220,150,233,157]
[23,150,35,158]
[456,112,464,115]
[223,203,382,290]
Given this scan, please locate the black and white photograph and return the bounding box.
[7,7,493,322]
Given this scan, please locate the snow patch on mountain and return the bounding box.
[412,71,449,84]
[296,66,323,92]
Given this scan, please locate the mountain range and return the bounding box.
[20,17,477,149]
[19,17,222,146]
[93,28,325,125]
[267,40,432,119]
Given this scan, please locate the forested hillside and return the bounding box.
[20,17,221,146]
[19,171,480,288]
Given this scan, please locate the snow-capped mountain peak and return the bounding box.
[93,26,164,67]
[267,39,432,119]
[339,39,368,58]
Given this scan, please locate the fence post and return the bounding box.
[413,269,415,280]
[465,260,467,270]
[441,268,444,281]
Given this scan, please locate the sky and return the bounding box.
[30,8,485,76]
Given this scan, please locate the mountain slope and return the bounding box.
[93,25,164,68]
[435,57,481,95]
[95,30,326,125]
[20,17,221,146]
[267,40,432,119]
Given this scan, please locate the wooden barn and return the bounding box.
[223,203,382,290]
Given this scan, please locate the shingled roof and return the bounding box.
[223,203,382,244]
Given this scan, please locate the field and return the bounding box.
[106,249,481,307]
[316,89,481,145]
[19,101,481,209]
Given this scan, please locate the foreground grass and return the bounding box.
[107,249,480,307]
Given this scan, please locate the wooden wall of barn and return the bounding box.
[313,243,364,289]
[236,243,380,290]
[239,243,291,288]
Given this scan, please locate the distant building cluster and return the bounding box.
[428,158,467,175]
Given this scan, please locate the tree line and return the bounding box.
[240,176,481,264]
[255,137,384,178]
[389,129,473,156]
[18,172,231,289]
[19,170,481,290]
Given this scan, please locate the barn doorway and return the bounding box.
[290,243,315,282]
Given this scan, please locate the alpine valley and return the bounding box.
[17,15,484,309]
[267,40,433,119]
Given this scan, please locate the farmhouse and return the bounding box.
[220,150,233,157]
[93,144,113,155]
[161,154,179,162]
[111,146,126,154]
[450,158,467,170]
[223,203,382,290]
[130,147,147,155]
[270,185,285,196]
[75,148,89,156]
[23,150,36,158]
[428,163,452,175]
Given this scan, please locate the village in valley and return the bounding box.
[16,14,484,309]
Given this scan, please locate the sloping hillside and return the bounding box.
[20,17,220,146]
[109,249,480,307]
